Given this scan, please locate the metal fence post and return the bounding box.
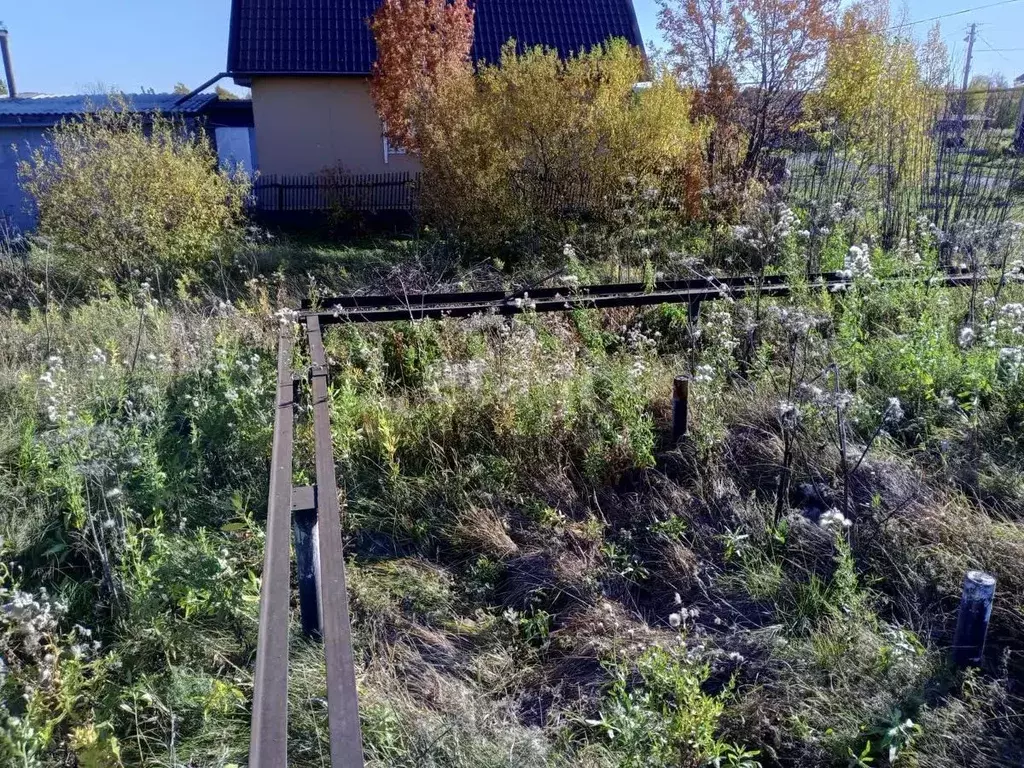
[672,376,690,441]
[291,485,322,639]
[953,570,996,666]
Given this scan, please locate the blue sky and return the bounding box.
[1,0,1022,96]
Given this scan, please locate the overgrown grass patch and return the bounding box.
[3,248,1024,766]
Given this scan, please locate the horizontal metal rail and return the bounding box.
[309,272,818,311]
[307,271,980,325]
[308,266,989,314]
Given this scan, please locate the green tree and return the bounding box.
[966,74,993,115]
[920,21,951,91]
[215,85,240,100]
[968,73,1020,128]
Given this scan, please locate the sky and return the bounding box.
[1,0,1022,97]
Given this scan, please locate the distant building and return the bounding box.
[0,93,255,235]
[226,0,646,178]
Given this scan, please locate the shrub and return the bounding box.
[417,40,708,260]
[586,646,755,768]
[18,96,250,285]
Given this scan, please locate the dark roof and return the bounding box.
[0,93,219,127]
[227,0,645,77]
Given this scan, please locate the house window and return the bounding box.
[382,122,407,164]
[383,135,407,164]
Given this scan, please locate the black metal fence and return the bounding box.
[252,172,421,213]
[782,87,1024,247]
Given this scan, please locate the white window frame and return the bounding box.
[382,122,408,164]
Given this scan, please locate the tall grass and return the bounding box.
[3,218,1024,765]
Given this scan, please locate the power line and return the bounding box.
[899,0,1024,28]
[721,0,1024,88]
[978,36,1012,65]
[805,0,1022,47]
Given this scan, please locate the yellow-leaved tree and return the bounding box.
[417,40,708,257]
[19,96,250,285]
[807,1,937,242]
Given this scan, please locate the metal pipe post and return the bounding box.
[672,376,690,441]
[0,28,16,98]
[292,485,322,639]
[953,570,996,666]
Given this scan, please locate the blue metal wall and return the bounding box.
[0,126,44,235]
[0,123,257,238]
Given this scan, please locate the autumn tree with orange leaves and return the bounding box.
[658,0,840,173]
[369,0,476,152]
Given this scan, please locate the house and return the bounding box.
[0,93,255,235]
[226,0,645,179]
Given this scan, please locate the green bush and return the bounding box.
[18,95,250,285]
[586,647,758,768]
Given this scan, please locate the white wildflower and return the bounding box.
[843,243,872,279]
[778,400,800,429]
[998,347,1023,381]
[819,508,852,530]
[274,308,300,326]
[693,364,715,383]
[884,397,904,425]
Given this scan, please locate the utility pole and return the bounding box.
[961,23,977,108]
[956,23,977,146]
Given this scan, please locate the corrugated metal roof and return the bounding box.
[227,0,644,76]
[0,92,218,119]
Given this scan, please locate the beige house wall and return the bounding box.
[250,76,422,177]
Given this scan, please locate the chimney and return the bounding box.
[0,25,16,98]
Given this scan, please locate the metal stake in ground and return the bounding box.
[672,376,690,441]
[291,485,322,639]
[953,570,996,666]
